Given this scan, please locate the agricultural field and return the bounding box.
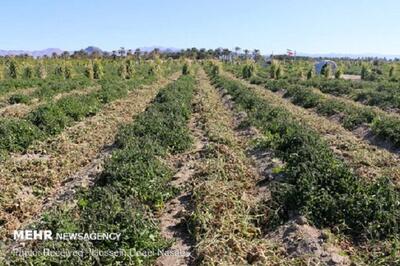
[0,54,400,266]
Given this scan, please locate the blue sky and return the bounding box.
[1,0,399,54]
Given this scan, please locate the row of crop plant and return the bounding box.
[6,73,195,265]
[227,61,400,112]
[0,63,164,159]
[224,63,400,149]
[0,58,178,101]
[206,63,400,264]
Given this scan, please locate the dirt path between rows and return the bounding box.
[0,73,180,242]
[155,81,208,266]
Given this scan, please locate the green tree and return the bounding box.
[84,64,94,79]
[54,65,64,78]
[211,65,219,76]
[307,69,314,80]
[276,65,283,79]
[270,63,277,79]
[93,61,104,79]
[126,60,135,78]
[299,70,305,80]
[335,68,342,79]
[8,60,18,79]
[117,63,127,79]
[64,64,72,79]
[36,63,47,79]
[320,64,331,78]
[242,65,253,78]
[389,65,395,78]
[182,63,189,75]
[361,65,370,80]
[23,65,33,79]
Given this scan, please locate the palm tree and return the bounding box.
[215,48,223,59]
[134,48,141,61]
[234,46,241,59]
[244,49,249,59]
[118,47,126,57]
[253,49,261,61]
[61,51,70,59]
[222,48,231,61]
[127,49,133,58]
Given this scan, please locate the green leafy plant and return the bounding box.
[28,104,71,135]
[182,63,190,75]
[93,61,104,79]
[7,60,18,79]
[8,93,31,104]
[0,118,42,152]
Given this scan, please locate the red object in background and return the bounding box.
[287,49,296,56]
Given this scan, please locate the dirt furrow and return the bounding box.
[155,81,207,266]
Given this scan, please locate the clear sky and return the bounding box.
[1,0,399,55]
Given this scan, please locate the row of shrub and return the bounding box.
[226,62,400,111]
[0,78,43,98]
[4,78,95,106]
[9,75,195,265]
[0,69,159,158]
[271,83,400,146]
[284,86,376,129]
[302,78,400,110]
[205,63,400,242]
[225,65,400,148]
[0,59,177,103]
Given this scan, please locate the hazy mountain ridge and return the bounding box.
[0,46,180,57]
[0,48,63,57]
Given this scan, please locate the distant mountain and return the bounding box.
[0,46,182,57]
[296,52,400,60]
[0,48,63,57]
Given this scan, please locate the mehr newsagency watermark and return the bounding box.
[12,230,120,241]
[10,230,189,258]
[12,248,190,258]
